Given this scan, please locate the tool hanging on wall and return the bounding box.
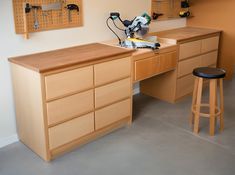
[179,0,190,17]
[66,4,79,22]
[41,2,63,25]
[23,3,41,39]
[13,0,83,39]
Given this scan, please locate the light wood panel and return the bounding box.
[187,0,234,78]
[140,70,177,103]
[178,56,201,77]
[201,36,219,53]
[176,74,195,99]
[95,78,131,109]
[47,90,93,126]
[50,117,130,159]
[45,66,93,100]
[134,56,160,81]
[10,63,48,160]
[179,40,201,60]
[8,43,133,73]
[94,57,131,86]
[95,99,131,130]
[49,113,94,150]
[201,51,218,67]
[159,51,177,72]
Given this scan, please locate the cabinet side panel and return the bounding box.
[10,63,48,160]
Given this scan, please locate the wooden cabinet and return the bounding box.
[141,34,220,103]
[49,113,95,150]
[134,56,160,81]
[94,57,131,86]
[134,47,178,82]
[177,56,201,78]
[47,90,94,126]
[9,44,133,161]
[95,78,131,108]
[45,66,93,100]
[95,99,131,130]
[179,40,201,60]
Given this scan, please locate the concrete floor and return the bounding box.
[0,77,234,175]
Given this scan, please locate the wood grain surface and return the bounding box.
[152,27,221,42]
[8,43,133,73]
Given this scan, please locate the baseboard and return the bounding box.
[0,134,19,148]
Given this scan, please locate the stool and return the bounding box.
[190,67,226,136]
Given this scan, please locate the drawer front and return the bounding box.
[159,51,177,72]
[95,99,131,130]
[177,56,201,77]
[201,51,218,67]
[45,66,93,100]
[201,36,219,53]
[95,78,131,108]
[94,57,131,86]
[179,40,201,60]
[47,90,93,125]
[176,74,195,99]
[49,112,94,150]
[134,56,160,81]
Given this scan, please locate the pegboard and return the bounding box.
[12,0,83,38]
[151,0,181,20]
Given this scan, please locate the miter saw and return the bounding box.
[106,12,160,50]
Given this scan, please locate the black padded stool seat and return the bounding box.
[193,67,226,79]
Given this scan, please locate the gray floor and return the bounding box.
[0,77,235,175]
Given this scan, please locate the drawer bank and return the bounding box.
[9,27,221,161]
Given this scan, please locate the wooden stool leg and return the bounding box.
[215,80,218,127]
[194,78,203,134]
[219,79,224,131]
[209,79,217,136]
[190,77,199,126]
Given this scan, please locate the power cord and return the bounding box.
[106,17,122,45]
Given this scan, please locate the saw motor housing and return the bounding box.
[108,12,160,49]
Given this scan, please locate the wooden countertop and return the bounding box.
[151,27,221,43]
[8,43,134,73]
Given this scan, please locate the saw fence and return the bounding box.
[13,0,83,39]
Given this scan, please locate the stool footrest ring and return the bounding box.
[192,103,221,118]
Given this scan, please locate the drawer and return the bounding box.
[47,90,93,125]
[49,112,94,150]
[159,51,177,72]
[95,99,131,130]
[201,36,219,53]
[95,78,131,108]
[45,66,93,100]
[134,56,160,81]
[201,51,218,67]
[94,57,131,86]
[177,56,201,77]
[179,40,201,60]
[176,74,195,99]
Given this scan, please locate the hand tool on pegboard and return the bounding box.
[22,3,29,39]
[41,1,63,25]
[65,4,79,22]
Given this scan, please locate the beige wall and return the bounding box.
[187,0,235,78]
[0,0,186,147]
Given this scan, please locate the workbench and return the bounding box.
[8,26,221,161]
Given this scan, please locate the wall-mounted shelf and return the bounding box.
[151,0,182,21]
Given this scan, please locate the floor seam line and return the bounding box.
[153,117,235,156]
